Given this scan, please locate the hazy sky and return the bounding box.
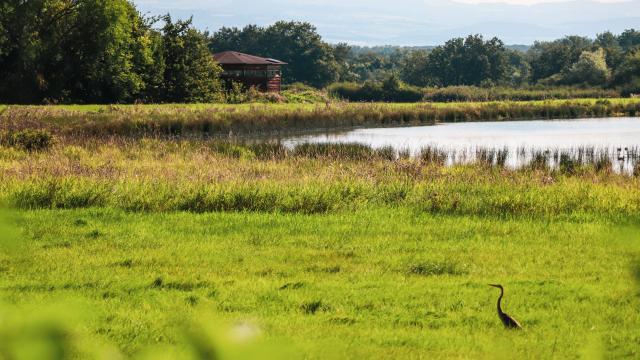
[133,0,640,45]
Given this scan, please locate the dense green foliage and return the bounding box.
[0,1,221,104]
[1,1,639,104]
[328,77,424,102]
[335,30,639,91]
[418,36,510,87]
[160,17,224,103]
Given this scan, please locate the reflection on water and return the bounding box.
[283,117,640,172]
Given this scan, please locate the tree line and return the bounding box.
[0,0,222,104]
[1,0,639,104]
[339,33,640,90]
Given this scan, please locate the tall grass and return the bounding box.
[3,174,639,220]
[328,84,622,102]
[2,140,639,219]
[422,86,621,102]
[2,99,639,137]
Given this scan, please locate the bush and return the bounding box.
[328,80,423,102]
[1,130,53,152]
[329,83,621,103]
[282,82,317,92]
[422,86,620,102]
[562,49,611,86]
[225,81,247,104]
[225,82,327,104]
[620,77,640,97]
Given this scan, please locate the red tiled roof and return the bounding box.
[212,51,287,65]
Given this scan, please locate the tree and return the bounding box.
[614,50,640,85]
[595,31,625,69]
[527,36,593,83]
[209,25,266,55]
[210,21,340,88]
[618,29,640,52]
[425,35,509,87]
[58,0,150,103]
[332,43,357,82]
[506,50,531,86]
[263,21,338,87]
[0,0,55,103]
[563,48,610,86]
[0,0,162,104]
[161,16,223,103]
[400,50,430,87]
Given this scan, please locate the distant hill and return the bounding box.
[135,0,640,46]
[507,45,531,53]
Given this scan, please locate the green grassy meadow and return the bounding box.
[1,105,640,358]
[2,208,639,359]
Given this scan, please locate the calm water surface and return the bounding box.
[283,117,640,169]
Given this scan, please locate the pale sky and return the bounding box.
[455,0,629,3]
[134,0,640,45]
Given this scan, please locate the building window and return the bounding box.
[223,70,243,77]
[243,70,266,77]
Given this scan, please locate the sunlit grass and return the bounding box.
[1,98,637,112]
[1,140,639,219]
[1,209,639,358]
[2,99,639,138]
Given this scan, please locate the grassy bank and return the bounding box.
[2,99,639,137]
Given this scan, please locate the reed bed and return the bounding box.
[422,86,621,102]
[2,139,639,220]
[1,99,639,137]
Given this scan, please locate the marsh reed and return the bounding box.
[2,99,639,138]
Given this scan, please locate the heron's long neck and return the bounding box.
[496,289,504,314]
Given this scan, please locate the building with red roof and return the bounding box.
[213,51,287,93]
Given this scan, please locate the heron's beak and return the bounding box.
[488,284,500,288]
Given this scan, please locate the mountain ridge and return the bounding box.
[134,0,640,45]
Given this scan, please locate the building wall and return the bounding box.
[220,64,282,92]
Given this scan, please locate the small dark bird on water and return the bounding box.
[489,284,522,329]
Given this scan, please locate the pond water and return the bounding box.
[283,117,640,171]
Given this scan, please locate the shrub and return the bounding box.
[282,82,316,92]
[225,81,247,104]
[327,81,423,102]
[1,129,53,152]
[620,77,640,98]
[422,86,619,102]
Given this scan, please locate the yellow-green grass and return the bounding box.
[2,99,640,138]
[3,98,639,113]
[1,209,639,358]
[1,141,639,219]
